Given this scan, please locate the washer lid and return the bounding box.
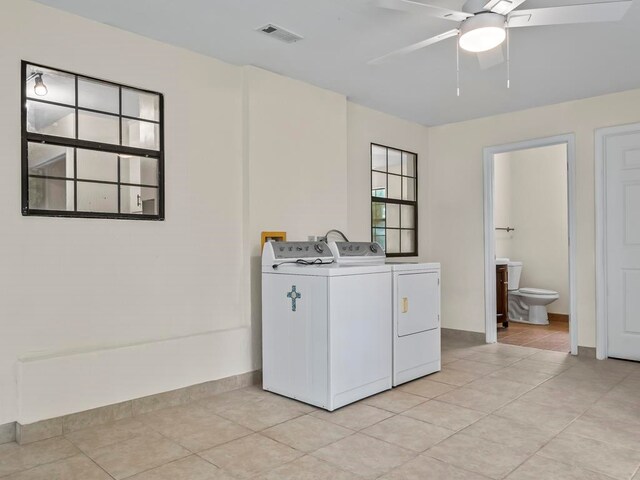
[520,287,558,296]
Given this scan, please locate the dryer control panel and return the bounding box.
[329,242,386,263]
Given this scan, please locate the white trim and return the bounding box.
[483,135,578,355]
[483,155,497,344]
[595,128,607,360]
[567,136,578,356]
[594,122,640,360]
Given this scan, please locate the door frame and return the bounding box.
[483,134,578,355]
[595,122,640,360]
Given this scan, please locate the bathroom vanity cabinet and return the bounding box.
[496,264,509,328]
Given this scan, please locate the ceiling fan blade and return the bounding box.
[508,0,632,28]
[368,29,459,65]
[376,0,471,22]
[483,0,528,15]
[477,46,505,70]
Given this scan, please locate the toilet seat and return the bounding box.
[519,287,558,297]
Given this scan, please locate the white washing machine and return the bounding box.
[329,242,441,386]
[261,241,392,411]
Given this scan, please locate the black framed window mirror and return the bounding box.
[22,61,165,220]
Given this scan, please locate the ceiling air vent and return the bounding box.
[256,24,303,44]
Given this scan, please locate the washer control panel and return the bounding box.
[271,241,331,259]
[332,242,385,258]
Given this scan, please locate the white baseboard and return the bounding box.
[17,326,255,424]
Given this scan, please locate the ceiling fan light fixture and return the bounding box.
[459,13,506,53]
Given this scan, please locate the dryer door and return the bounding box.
[397,272,439,336]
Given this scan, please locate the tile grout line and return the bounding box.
[357,349,559,479]
[496,361,632,480]
[0,449,80,480]
[63,391,283,478]
[416,346,606,479]
[427,365,564,478]
[158,360,626,479]
[84,454,118,480]
[119,454,213,480]
[139,406,258,454]
[305,399,431,477]
[250,431,359,478]
[4,343,636,480]
[67,425,193,480]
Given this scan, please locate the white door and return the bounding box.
[397,273,440,336]
[604,128,640,361]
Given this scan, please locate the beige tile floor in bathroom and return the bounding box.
[1,338,639,480]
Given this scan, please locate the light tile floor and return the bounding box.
[1,339,639,479]
[498,319,570,352]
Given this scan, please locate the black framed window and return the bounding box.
[371,143,418,257]
[21,61,164,220]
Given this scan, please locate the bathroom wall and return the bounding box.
[494,144,569,314]
[494,155,512,260]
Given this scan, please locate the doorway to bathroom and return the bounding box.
[483,135,577,355]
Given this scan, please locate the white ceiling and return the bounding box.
[34,0,640,125]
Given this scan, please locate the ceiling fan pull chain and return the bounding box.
[456,35,461,97]
[507,27,511,89]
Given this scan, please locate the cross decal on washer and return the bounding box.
[286,286,302,312]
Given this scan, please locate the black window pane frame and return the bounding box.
[370,143,418,257]
[21,61,165,220]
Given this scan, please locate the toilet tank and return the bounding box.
[507,261,522,291]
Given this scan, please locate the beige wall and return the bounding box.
[243,66,349,365]
[1,0,431,424]
[495,144,569,314]
[427,88,640,347]
[1,0,247,425]
[347,103,430,255]
[6,0,640,426]
[245,66,348,248]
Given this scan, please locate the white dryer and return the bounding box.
[388,262,441,386]
[261,241,392,411]
[329,242,441,386]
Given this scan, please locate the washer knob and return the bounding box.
[314,243,324,254]
[370,244,378,253]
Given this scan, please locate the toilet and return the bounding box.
[507,261,559,325]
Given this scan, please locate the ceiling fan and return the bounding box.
[369,0,632,68]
